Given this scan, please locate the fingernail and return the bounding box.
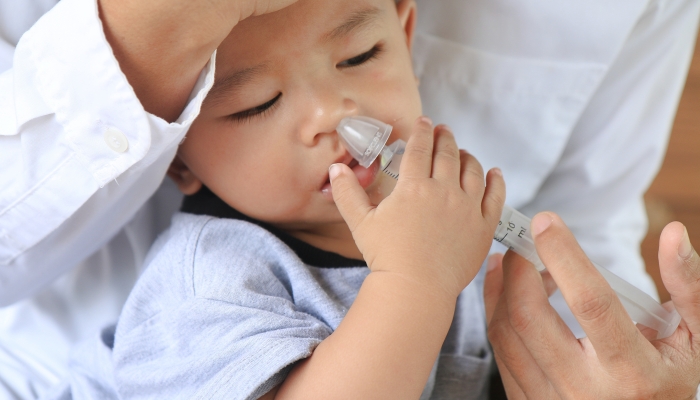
[491,168,503,177]
[418,116,432,125]
[531,213,553,237]
[487,255,500,272]
[679,227,693,259]
[329,164,341,181]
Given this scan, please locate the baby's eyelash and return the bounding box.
[337,43,384,69]
[227,93,282,124]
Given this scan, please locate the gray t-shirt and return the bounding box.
[47,191,492,400]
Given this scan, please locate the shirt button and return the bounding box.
[104,128,129,153]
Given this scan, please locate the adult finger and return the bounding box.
[430,125,461,183]
[501,251,584,393]
[481,168,505,227]
[541,271,558,297]
[530,212,648,366]
[484,255,533,400]
[484,253,505,325]
[487,276,557,399]
[399,117,434,179]
[659,221,700,336]
[240,0,300,20]
[329,163,373,232]
[492,354,530,400]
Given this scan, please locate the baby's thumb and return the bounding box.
[329,164,373,232]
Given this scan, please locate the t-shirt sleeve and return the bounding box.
[112,216,334,400]
[113,297,331,400]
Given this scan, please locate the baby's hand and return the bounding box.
[330,117,505,300]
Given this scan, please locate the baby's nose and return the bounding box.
[300,97,359,146]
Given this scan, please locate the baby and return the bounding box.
[50,0,505,399]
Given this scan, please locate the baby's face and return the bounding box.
[177,0,421,235]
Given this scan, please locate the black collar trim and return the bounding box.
[181,187,367,269]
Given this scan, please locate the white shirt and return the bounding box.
[0,0,698,398]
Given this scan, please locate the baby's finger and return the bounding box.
[459,151,486,200]
[399,117,435,179]
[481,168,505,227]
[430,125,461,183]
[329,164,374,233]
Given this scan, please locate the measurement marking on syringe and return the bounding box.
[495,232,508,243]
[382,160,399,179]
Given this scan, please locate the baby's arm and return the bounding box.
[275,117,506,398]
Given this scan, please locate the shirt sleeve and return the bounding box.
[0,0,215,305]
[111,216,333,400]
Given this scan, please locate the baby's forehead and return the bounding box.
[214,0,395,66]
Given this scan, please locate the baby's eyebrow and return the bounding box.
[324,6,383,42]
[205,63,269,107]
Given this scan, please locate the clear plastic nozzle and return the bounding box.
[336,116,393,168]
[336,116,682,339]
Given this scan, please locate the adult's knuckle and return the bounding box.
[570,289,614,323]
[682,252,700,282]
[508,302,539,335]
[487,318,511,347]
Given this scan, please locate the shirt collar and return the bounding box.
[181,186,367,269]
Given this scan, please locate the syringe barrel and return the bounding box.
[494,206,545,271]
[495,205,680,339]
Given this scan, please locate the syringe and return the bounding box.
[337,116,681,339]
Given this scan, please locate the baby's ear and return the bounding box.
[167,154,202,195]
[396,0,417,53]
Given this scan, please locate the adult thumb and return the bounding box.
[658,221,700,336]
[329,163,373,232]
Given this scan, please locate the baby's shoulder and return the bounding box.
[137,212,303,305]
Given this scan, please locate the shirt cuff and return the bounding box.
[13,0,215,187]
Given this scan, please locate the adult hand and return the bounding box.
[98,0,298,121]
[484,212,700,399]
